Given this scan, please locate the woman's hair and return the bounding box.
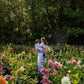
[35,39,39,44]
[41,37,48,45]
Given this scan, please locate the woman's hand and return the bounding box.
[41,46,45,49]
[36,49,41,51]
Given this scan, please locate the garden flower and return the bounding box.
[66,51,68,54]
[82,64,84,68]
[72,60,78,65]
[18,53,21,56]
[21,51,25,56]
[48,59,55,68]
[53,69,57,76]
[61,76,71,84]
[5,75,11,80]
[47,46,51,51]
[55,61,62,69]
[54,58,57,61]
[0,65,3,68]
[6,75,11,80]
[1,55,5,60]
[2,70,5,72]
[7,67,11,71]
[8,48,13,51]
[55,61,59,67]
[59,64,63,69]
[77,60,81,67]
[64,66,67,69]
[32,48,34,51]
[73,67,77,69]
[78,60,81,65]
[40,68,50,74]
[20,67,24,72]
[10,76,15,81]
[68,70,71,73]
[0,76,6,84]
[9,60,12,63]
[66,61,71,64]
[9,55,12,58]
[17,69,22,74]
[41,76,52,84]
[78,50,80,54]
[79,48,82,51]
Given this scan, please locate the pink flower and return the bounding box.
[1,55,5,60]
[53,69,57,76]
[2,70,5,72]
[0,65,3,68]
[59,64,62,69]
[40,68,50,74]
[72,60,78,65]
[5,75,11,80]
[55,61,62,69]
[48,59,55,68]
[8,48,13,51]
[7,67,11,71]
[55,61,59,67]
[41,76,52,84]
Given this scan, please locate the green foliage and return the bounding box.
[0,44,84,83]
[67,28,84,37]
[0,0,84,44]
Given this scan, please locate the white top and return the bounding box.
[40,42,45,51]
[35,44,43,51]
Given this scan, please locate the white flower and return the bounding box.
[61,76,71,84]
[66,61,71,64]
[64,66,67,69]
[48,47,51,51]
[78,60,81,65]
[82,64,84,67]
[18,53,21,56]
[20,67,24,72]
[77,60,81,67]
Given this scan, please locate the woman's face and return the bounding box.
[41,39,43,43]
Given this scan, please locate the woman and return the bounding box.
[40,37,48,63]
[35,39,43,71]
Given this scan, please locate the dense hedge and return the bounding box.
[0,0,84,45]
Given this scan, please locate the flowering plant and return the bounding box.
[44,45,51,54]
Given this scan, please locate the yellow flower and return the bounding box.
[73,67,77,69]
[17,69,22,74]
[21,52,25,56]
[10,76,15,81]
[68,70,71,73]
[66,51,68,54]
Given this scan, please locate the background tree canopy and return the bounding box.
[0,0,84,45]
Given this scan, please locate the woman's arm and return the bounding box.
[41,46,45,49]
[36,49,41,51]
